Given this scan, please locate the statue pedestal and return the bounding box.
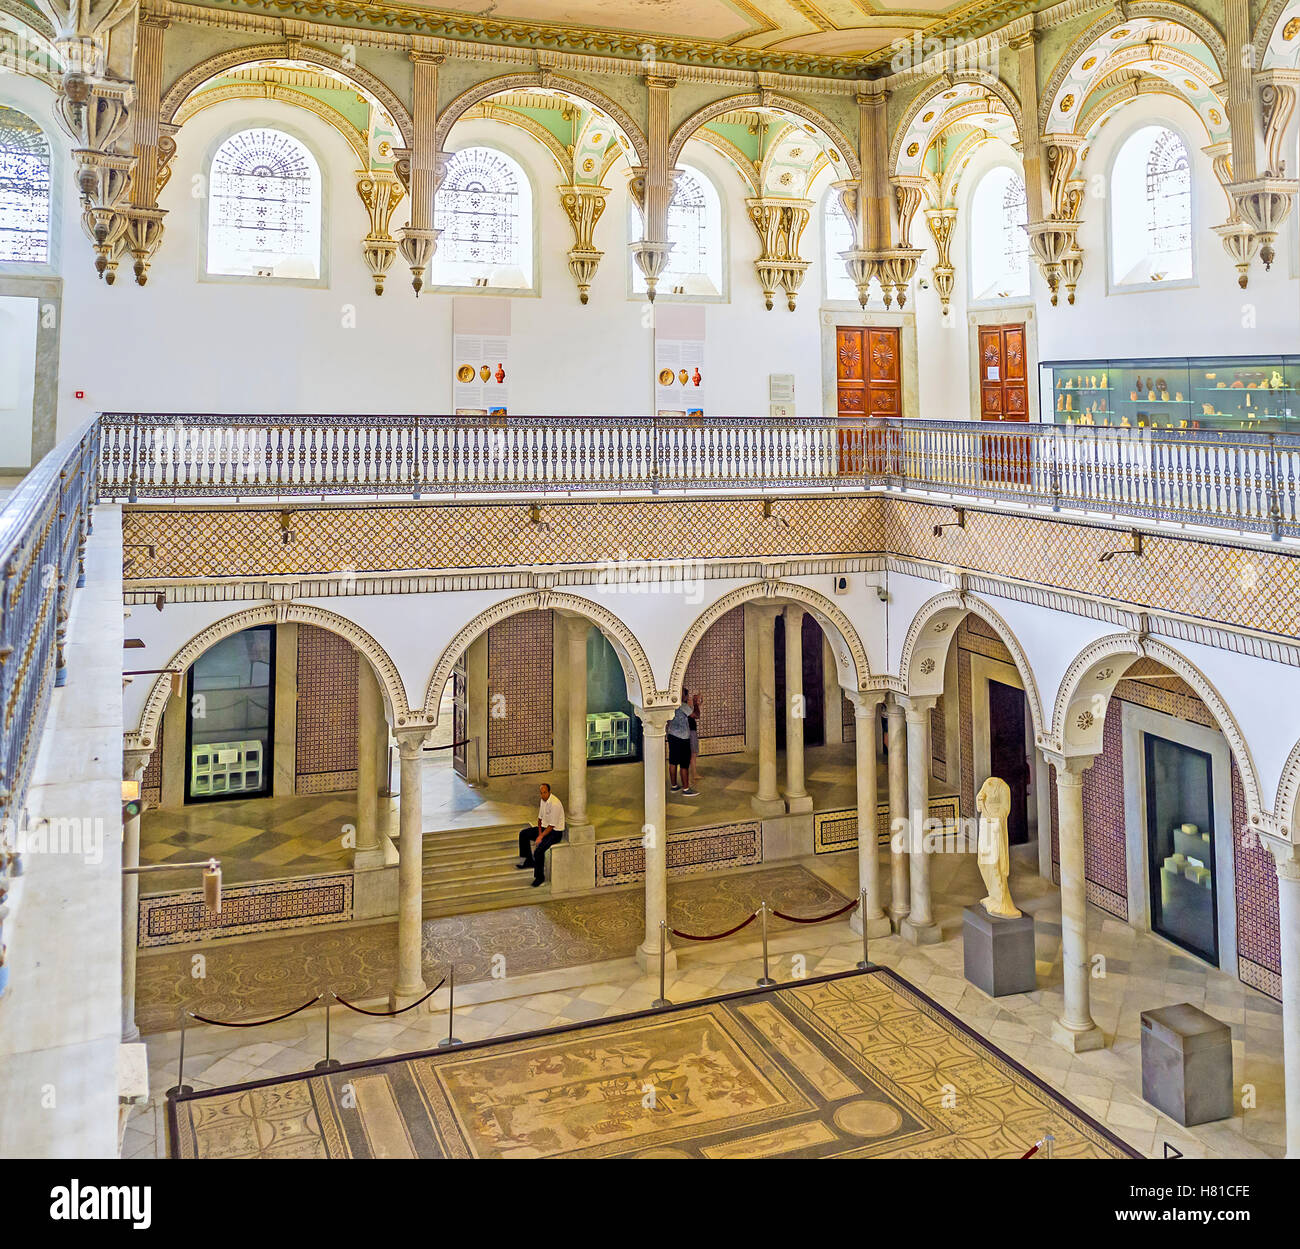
[962,906,1036,997]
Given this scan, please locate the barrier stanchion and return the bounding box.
[166,1014,193,1097]
[652,919,671,1009]
[857,889,871,970]
[757,901,776,988]
[438,965,462,1048]
[314,1000,341,1071]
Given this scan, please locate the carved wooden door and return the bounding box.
[978,323,1030,484]
[837,325,901,475]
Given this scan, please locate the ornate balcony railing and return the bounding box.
[94,413,1299,539]
[0,417,100,836]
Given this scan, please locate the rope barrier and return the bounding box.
[423,740,472,752]
[1020,1143,1040,1159]
[188,993,323,1028]
[670,912,758,942]
[771,896,861,924]
[333,978,445,1017]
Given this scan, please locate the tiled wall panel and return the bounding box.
[488,609,554,776]
[297,624,358,792]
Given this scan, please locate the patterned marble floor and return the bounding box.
[124,848,1287,1162]
[139,744,951,894]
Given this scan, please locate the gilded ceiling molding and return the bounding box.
[159,38,414,146]
[1255,0,1300,67]
[668,93,861,180]
[436,72,648,168]
[176,82,371,164]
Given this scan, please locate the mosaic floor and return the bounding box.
[134,864,848,1035]
[126,849,1287,1161]
[167,969,1137,1159]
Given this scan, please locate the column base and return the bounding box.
[888,904,911,933]
[353,841,394,871]
[122,1024,141,1045]
[751,794,787,817]
[636,940,679,976]
[900,917,942,945]
[850,910,893,939]
[389,982,429,1012]
[566,821,595,845]
[784,793,813,815]
[1052,1018,1105,1053]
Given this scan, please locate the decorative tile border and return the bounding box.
[813,797,960,855]
[296,770,357,795]
[138,873,353,947]
[596,820,762,887]
[1239,955,1282,1002]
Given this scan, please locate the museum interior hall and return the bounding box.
[0,0,1298,1171]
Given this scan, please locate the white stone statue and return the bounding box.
[976,776,1021,919]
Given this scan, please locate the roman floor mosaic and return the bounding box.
[168,970,1136,1160]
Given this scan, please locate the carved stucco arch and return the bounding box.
[888,72,1023,176]
[1257,0,1300,66]
[160,43,414,147]
[668,93,861,181]
[127,604,410,753]
[435,73,647,167]
[898,591,1045,740]
[668,580,870,700]
[176,84,371,166]
[421,591,654,721]
[1275,736,1300,834]
[1075,82,1217,147]
[458,103,574,179]
[1038,3,1228,133]
[1050,632,1263,819]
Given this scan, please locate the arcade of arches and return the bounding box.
[0,0,1298,1170]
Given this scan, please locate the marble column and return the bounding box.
[567,617,593,839]
[782,606,813,814]
[899,695,941,945]
[355,660,382,864]
[885,698,910,929]
[1046,752,1104,1052]
[751,604,786,816]
[847,691,891,939]
[1267,837,1300,1157]
[121,748,152,1042]
[390,729,429,1008]
[636,707,677,975]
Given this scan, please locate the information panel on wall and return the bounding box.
[452,296,511,414]
[653,304,706,416]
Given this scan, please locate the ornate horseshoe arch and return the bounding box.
[1050,632,1263,819]
[421,591,654,722]
[888,72,1023,176]
[126,604,411,752]
[668,580,870,699]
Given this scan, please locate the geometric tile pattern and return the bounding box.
[1233,757,1281,994]
[813,797,960,855]
[595,819,763,887]
[139,873,352,947]
[166,970,1137,1160]
[683,604,744,750]
[487,609,553,777]
[296,624,358,792]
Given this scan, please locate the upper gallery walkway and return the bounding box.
[96,413,1300,545]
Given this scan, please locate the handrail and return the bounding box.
[92,412,1300,540]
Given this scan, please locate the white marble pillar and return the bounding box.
[636,707,677,974]
[391,729,429,1007]
[355,660,382,863]
[899,695,940,944]
[885,699,910,929]
[1268,837,1300,1157]
[121,748,152,1042]
[1046,751,1104,1052]
[847,691,892,938]
[567,617,593,838]
[752,604,786,816]
[782,606,813,814]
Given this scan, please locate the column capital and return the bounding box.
[782,603,806,624]
[644,73,678,90]
[636,705,676,735]
[123,748,152,782]
[896,693,937,722]
[750,599,784,620]
[845,688,886,717]
[394,728,429,760]
[1041,750,1094,783]
[1264,833,1300,881]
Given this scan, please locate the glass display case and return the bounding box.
[1039,355,1300,432]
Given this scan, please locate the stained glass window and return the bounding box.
[432,146,532,288]
[207,128,322,279]
[0,106,52,265]
[824,190,857,301]
[1111,124,1193,285]
[969,165,1030,300]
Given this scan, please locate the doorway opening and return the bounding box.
[988,679,1029,845]
[775,612,826,750]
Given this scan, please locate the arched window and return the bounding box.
[823,190,857,302]
[969,165,1029,300]
[633,163,722,297]
[207,127,322,279]
[1110,125,1192,285]
[432,146,533,289]
[0,105,52,265]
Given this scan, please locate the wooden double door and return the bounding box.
[977,323,1031,484]
[836,325,901,475]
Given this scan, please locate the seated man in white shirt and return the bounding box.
[517,782,566,888]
